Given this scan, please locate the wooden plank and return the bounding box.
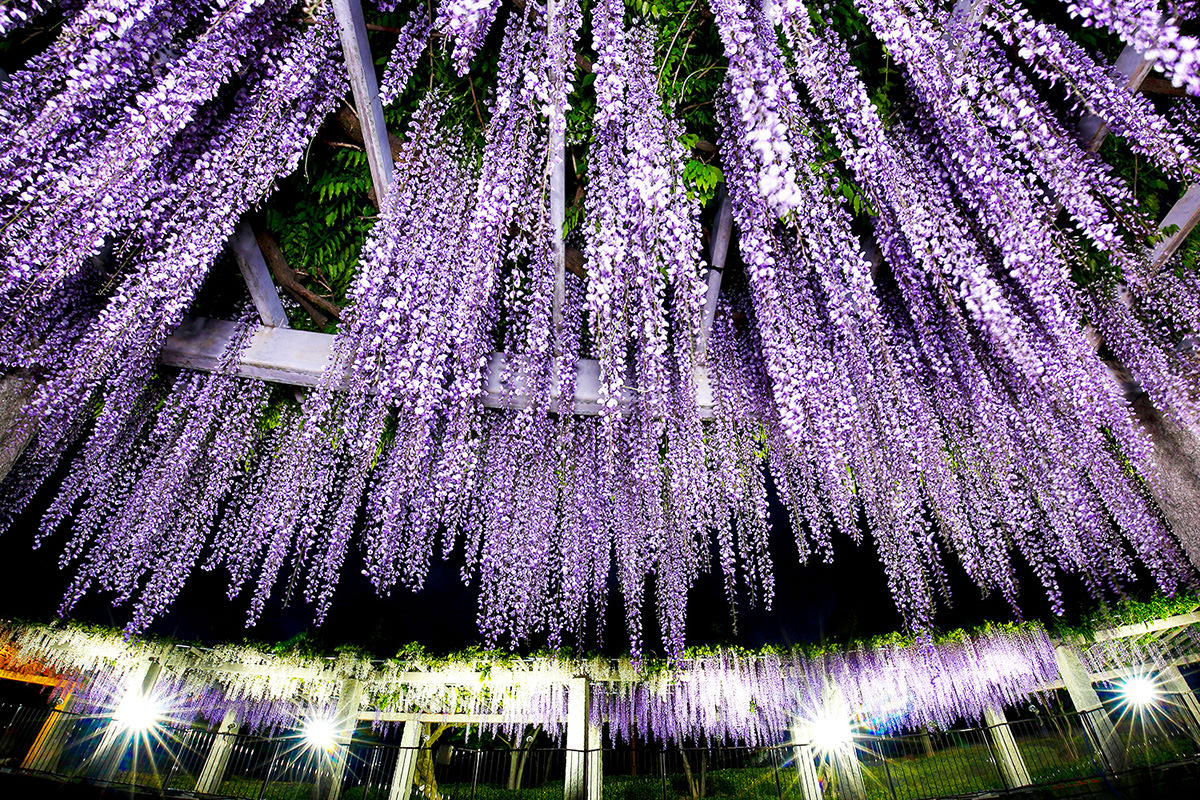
[0,669,59,687]
[161,317,332,386]
[1150,183,1200,268]
[331,0,394,199]
[230,223,289,328]
[160,317,716,418]
[1079,45,1155,152]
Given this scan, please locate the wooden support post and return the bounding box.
[795,687,864,800]
[230,223,289,328]
[86,660,163,781]
[982,706,1032,788]
[1054,645,1127,774]
[563,676,599,800]
[194,708,239,795]
[0,370,35,482]
[331,0,394,199]
[695,190,733,360]
[831,741,866,800]
[22,694,76,773]
[387,720,422,800]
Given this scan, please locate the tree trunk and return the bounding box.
[412,723,451,800]
[678,743,699,800]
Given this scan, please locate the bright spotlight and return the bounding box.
[303,718,338,750]
[1119,675,1161,708]
[112,694,162,732]
[808,709,855,754]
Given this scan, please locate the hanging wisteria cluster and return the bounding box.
[0,0,345,520]
[2,0,1200,658]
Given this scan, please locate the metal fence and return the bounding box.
[1,695,1200,799]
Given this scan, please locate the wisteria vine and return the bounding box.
[0,0,1198,660]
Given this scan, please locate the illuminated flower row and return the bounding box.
[0,618,1066,741]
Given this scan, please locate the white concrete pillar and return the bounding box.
[563,676,600,800]
[1054,645,1126,773]
[87,660,164,781]
[322,677,362,800]
[22,694,76,772]
[386,720,422,800]
[786,724,824,800]
[194,708,239,794]
[1158,665,1200,742]
[982,706,1031,788]
[823,687,865,800]
[832,744,866,800]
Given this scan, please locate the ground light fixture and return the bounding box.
[302,718,339,751]
[1118,675,1162,709]
[112,693,163,733]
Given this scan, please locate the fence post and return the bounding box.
[257,738,282,800]
[387,719,422,800]
[22,694,75,772]
[787,723,823,800]
[982,706,1031,788]
[85,659,163,782]
[769,745,785,800]
[659,748,668,800]
[195,708,240,794]
[1054,645,1126,774]
[871,738,898,800]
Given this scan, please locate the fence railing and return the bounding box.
[1,695,1200,800]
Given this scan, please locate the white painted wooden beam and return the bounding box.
[1079,609,1200,644]
[695,190,733,360]
[159,317,716,418]
[230,223,289,328]
[1150,183,1200,268]
[1079,45,1157,152]
[331,0,394,198]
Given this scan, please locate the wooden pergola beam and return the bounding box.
[160,316,716,417]
[1151,183,1200,268]
[331,0,394,198]
[230,223,289,328]
[695,190,733,359]
[1079,45,1156,152]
